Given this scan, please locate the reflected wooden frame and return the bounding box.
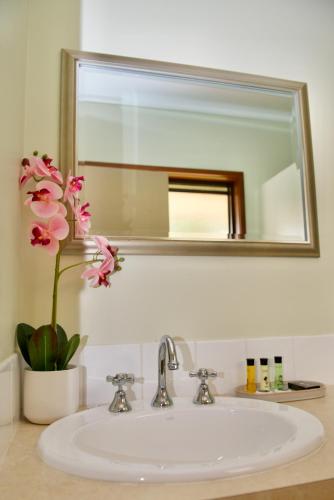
[60,49,319,257]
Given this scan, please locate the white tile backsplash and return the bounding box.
[80,344,142,406]
[79,335,334,406]
[196,340,246,395]
[293,335,334,383]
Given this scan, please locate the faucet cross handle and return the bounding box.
[106,373,134,413]
[189,368,217,383]
[106,373,134,390]
[189,368,218,405]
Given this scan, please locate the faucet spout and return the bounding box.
[164,335,179,370]
[152,335,179,408]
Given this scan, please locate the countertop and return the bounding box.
[1,389,334,500]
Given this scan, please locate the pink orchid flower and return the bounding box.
[25,180,64,218]
[93,235,119,259]
[19,156,50,187]
[63,174,85,205]
[30,215,69,255]
[42,155,63,184]
[74,202,91,237]
[81,258,114,288]
[57,203,67,217]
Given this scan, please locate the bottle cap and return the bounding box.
[247,358,255,366]
[274,356,282,363]
[260,358,268,365]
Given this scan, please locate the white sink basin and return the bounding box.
[38,397,324,482]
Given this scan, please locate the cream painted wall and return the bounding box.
[78,0,334,342]
[0,0,28,361]
[20,0,334,345]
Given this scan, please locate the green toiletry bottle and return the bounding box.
[259,358,270,392]
[274,356,284,390]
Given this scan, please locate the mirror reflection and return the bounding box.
[77,63,305,243]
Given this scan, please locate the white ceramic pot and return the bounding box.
[23,365,79,424]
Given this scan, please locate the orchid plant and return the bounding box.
[16,151,123,371]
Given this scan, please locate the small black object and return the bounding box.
[274,356,282,363]
[247,358,255,366]
[288,381,321,391]
[260,358,268,365]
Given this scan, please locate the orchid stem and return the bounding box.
[51,255,103,330]
[51,250,61,331]
[58,259,103,277]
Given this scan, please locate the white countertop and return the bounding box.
[1,389,334,500]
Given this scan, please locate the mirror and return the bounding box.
[60,49,319,256]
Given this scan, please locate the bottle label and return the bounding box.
[259,366,270,392]
[275,364,284,390]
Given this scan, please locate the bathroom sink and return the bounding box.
[38,397,324,482]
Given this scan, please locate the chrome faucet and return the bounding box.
[106,373,134,413]
[189,368,217,405]
[152,335,179,407]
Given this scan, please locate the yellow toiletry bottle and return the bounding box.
[246,358,256,393]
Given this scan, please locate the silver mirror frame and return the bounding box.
[60,49,319,257]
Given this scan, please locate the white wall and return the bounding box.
[20,0,334,346]
[261,163,304,241]
[0,0,28,361]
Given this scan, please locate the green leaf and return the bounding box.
[57,334,80,370]
[55,324,68,360]
[28,325,58,371]
[16,323,35,367]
